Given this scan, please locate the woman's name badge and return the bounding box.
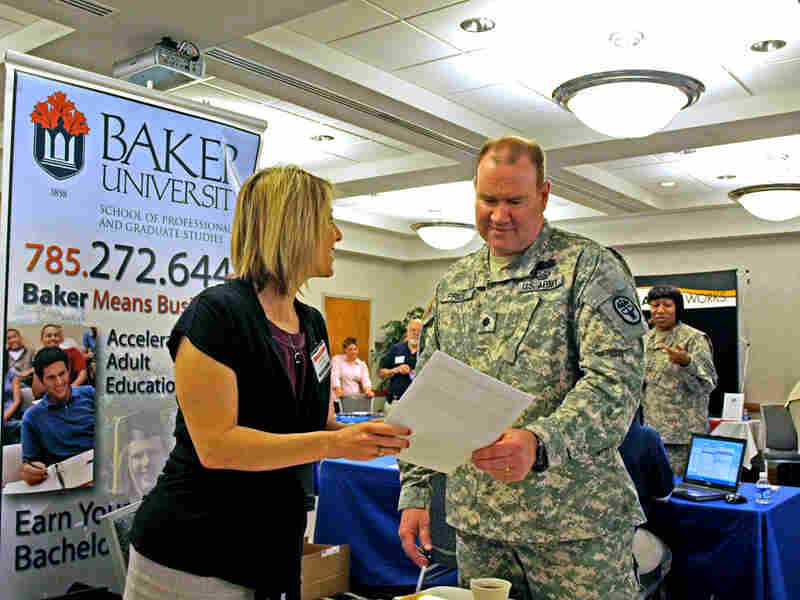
[311,341,331,382]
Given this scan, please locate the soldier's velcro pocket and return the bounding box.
[596,291,648,343]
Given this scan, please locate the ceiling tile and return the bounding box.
[321,118,422,152]
[0,4,39,26]
[262,146,358,172]
[0,17,22,37]
[593,156,662,170]
[330,21,458,71]
[283,0,396,43]
[369,0,463,19]
[170,83,274,119]
[644,180,713,196]
[408,0,508,52]
[734,58,800,95]
[329,140,409,161]
[202,79,281,105]
[269,100,336,123]
[304,125,368,147]
[449,83,581,133]
[393,51,505,95]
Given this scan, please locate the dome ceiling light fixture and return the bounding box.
[728,184,800,222]
[552,70,705,138]
[411,222,476,250]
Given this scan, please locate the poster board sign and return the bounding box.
[722,393,745,421]
[0,51,263,598]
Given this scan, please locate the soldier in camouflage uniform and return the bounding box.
[397,137,647,600]
[642,285,718,475]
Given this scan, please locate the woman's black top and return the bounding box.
[130,278,331,592]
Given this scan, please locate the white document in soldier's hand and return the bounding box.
[385,350,533,473]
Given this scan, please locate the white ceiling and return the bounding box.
[1,0,800,260]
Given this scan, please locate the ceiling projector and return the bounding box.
[113,36,205,91]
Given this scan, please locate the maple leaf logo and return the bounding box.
[30,92,90,135]
[31,91,89,180]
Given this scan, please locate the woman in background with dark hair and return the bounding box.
[643,285,718,474]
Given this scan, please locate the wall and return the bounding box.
[303,251,418,376]
[401,234,800,406]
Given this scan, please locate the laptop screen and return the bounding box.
[683,433,746,491]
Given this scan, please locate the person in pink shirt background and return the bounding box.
[331,337,374,410]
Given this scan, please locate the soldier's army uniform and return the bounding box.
[643,321,717,474]
[399,222,647,600]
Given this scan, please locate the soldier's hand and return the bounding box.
[398,508,431,567]
[657,343,690,366]
[472,428,537,483]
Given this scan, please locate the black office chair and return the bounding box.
[339,394,372,414]
[760,404,800,486]
[633,528,671,600]
[416,472,457,591]
[100,500,142,594]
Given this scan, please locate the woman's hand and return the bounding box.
[657,343,691,366]
[329,421,411,461]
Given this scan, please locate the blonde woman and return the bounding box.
[126,166,410,600]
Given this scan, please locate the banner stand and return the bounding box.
[1,50,264,598]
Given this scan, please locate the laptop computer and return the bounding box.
[672,433,747,502]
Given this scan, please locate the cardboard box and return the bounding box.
[301,543,349,600]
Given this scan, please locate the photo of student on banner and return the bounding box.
[2,345,96,493]
[108,409,173,500]
[8,323,91,411]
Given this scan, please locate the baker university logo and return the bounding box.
[30,91,90,180]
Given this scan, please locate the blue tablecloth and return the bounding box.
[336,415,374,424]
[314,456,457,588]
[648,479,800,600]
[315,462,800,597]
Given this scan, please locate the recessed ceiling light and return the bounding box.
[310,134,334,142]
[716,174,737,180]
[750,39,786,53]
[659,181,677,188]
[460,17,495,33]
[609,31,644,48]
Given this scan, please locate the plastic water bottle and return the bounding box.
[756,471,772,504]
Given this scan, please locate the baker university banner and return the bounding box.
[0,52,263,598]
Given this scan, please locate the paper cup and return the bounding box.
[470,578,512,600]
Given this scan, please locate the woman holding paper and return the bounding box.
[126,166,410,600]
[642,285,718,475]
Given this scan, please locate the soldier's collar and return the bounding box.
[477,222,554,286]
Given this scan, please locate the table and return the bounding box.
[648,479,800,600]
[710,419,762,469]
[314,456,457,588]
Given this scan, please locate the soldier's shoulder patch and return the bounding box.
[597,291,648,342]
[613,295,641,324]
